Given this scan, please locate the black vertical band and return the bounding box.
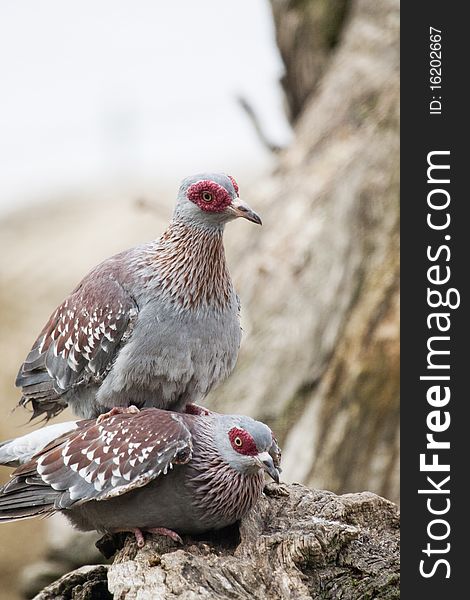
[401,3,466,597]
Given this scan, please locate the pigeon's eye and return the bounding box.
[201,191,213,203]
[228,426,257,455]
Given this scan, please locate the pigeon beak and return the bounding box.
[256,451,280,483]
[229,199,262,225]
[269,438,282,473]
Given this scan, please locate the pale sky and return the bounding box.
[0,0,291,212]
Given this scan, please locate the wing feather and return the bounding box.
[0,410,193,520]
[16,258,138,420]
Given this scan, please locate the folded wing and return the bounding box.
[0,410,192,521]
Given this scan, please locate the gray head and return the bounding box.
[214,415,280,482]
[173,172,262,229]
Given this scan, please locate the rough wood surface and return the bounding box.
[32,565,110,600]
[270,0,350,122]
[32,484,400,599]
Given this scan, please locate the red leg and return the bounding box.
[111,526,146,547]
[111,525,182,547]
[146,527,183,544]
[97,405,140,424]
[133,528,146,548]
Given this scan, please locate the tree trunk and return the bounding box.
[33,485,400,600]
[215,0,400,502]
[270,0,350,123]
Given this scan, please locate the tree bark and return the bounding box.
[33,484,399,600]
[216,0,400,502]
[270,0,350,123]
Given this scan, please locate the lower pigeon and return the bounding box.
[0,407,280,545]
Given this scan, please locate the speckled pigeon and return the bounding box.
[15,173,261,421]
[0,407,280,544]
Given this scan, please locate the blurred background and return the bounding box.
[0,0,399,598]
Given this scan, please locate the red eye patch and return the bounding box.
[227,175,239,196]
[186,180,232,213]
[228,427,258,456]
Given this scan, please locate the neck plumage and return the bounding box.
[143,221,233,311]
[187,419,264,527]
